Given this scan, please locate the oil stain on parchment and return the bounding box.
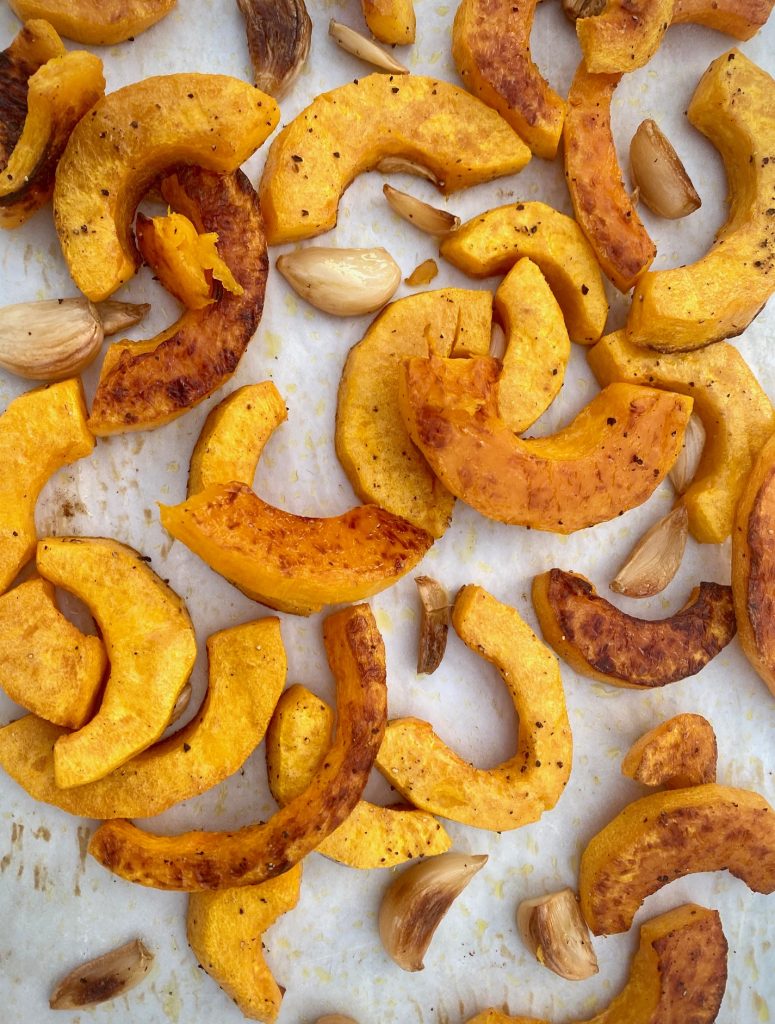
[0,821,24,878]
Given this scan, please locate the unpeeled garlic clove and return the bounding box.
[95,300,151,337]
[416,575,450,675]
[237,0,312,99]
[329,20,409,74]
[383,184,460,237]
[376,157,445,189]
[629,119,702,220]
[562,0,606,20]
[517,889,598,981]
[379,852,488,972]
[610,504,689,598]
[669,413,706,495]
[49,939,154,1009]
[167,683,192,726]
[0,298,104,381]
[277,247,401,316]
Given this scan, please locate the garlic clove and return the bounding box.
[416,575,450,675]
[0,297,104,381]
[562,0,606,20]
[376,157,445,189]
[329,20,409,74]
[167,683,192,726]
[669,413,706,495]
[610,504,689,599]
[277,247,401,316]
[383,184,460,237]
[49,939,154,1009]
[237,0,312,99]
[95,300,151,337]
[517,889,598,981]
[629,119,702,220]
[379,852,487,972]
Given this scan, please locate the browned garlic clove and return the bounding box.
[629,119,702,220]
[49,939,154,1009]
[376,157,445,188]
[383,184,460,237]
[329,20,409,74]
[669,414,706,495]
[95,300,151,337]
[237,0,312,99]
[517,889,598,980]
[610,504,689,599]
[277,247,401,316]
[562,0,606,21]
[416,575,450,674]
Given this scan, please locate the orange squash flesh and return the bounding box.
[8,0,177,45]
[576,0,673,74]
[672,0,774,39]
[361,0,415,43]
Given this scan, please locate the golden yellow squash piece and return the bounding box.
[361,0,415,43]
[88,604,388,891]
[579,784,775,934]
[452,0,565,159]
[0,618,285,819]
[8,0,177,45]
[53,74,279,301]
[440,203,608,344]
[258,73,531,245]
[0,379,94,595]
[399,358,692,533]
[376,585,572,831]
[266,684,451,868]
[0,578,106,729]
[588,329,775,544]
[576,0,673,74]
[627,50,775,350]
[188,864,302,1023]
[672,0,774,39]
[37,537,196,789]
[621,714,718,789]
[336,288,491,538]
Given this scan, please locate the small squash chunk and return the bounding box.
[588,330,775,544]
[622,714,718,789]
[376,585,572,831]
[0,379,94,595]
[452,0,565,159]
[188,864,302,1023]
[533,570,736,688]
[53,74,279,302]
[440,203,608,344]
[258,73,530,245]
[8,1,177,45]
[732,433,775,699]
[189,382,287,496]
[136,210,244,310]
[672,0,774,39]
[37,537,197,789]
[399,358,691,533]
[627,50,775,350]
[576,0,672,74]
[266,684,451,868]
[89,167,268,435]
[336,288,492,538]
[0,578,106,729]
[361,0,416,43]
[88,604,388,891]
[565,65,655,293]
[579,784,775,935]
[494,259,570,434]
[0,618,285,819]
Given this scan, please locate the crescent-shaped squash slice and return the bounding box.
[266,684,451,868]
[672,0,774,39]
[88,167,269,435]
[336,288,491,538]
[465,904,727,1024]
[187,863,302,1023]
[627,50,775,351]
[53,73,279,302]
[258,73,531,245]
[361,0,415,43]
[0,379,94,595]
[439,202,608,345]
[575,0,673,74]
[37,537,197,789]
[564,65,655,293]
[399,358,692,533]
[8,1,177,45]
[0,617,285,819]
[375,585,572,831]
[533,570,736,687]
[621,714,718,789]
[452,0,566,159]
[588,329,775,544]
[579,784,775,934]
[88,604,388,891]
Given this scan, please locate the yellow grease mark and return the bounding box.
[754,994,770,1022]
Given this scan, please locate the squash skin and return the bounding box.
[621,714,718,789]
[258,73,531,245]
[53,74,279,301]
[627,50,775,350]
[564,64,655,293]
[452,0,565,159]
[361,0,415,43]
[8,0,177,45]
[576,0,673,74]
[672,0,774,40]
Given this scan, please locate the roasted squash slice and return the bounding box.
[8,0,177,45]
[579,784,775,934]
[621,714,718,789]
[440,202,608,344]
[399,358,691,533]
[564,64,655,293]
[672,0,774,39]
[37,538,197,789]
[452,0,565,159]
[575,0,673,74]
[88,604,387,891]
[361,0,416,43]
[376,585,572,831]
[267,684,451,868]
[89,167,268,435]
[627,50,775,350]
[53,73,278,302]
[258,73,530,245]
[0,618,285,819]
[588,329,775,544]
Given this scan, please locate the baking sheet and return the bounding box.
[0,1,773,1021]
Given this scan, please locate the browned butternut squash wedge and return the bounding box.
[575,0,673,74]
[579,784,775,934]
[452,0,566,159]
[258,73,530,245]
[626,50,775,350]
[361,0,416,43]
[88,604,387,891]
[532,570,736,687]
[8,0,177,45]
[399,357,692,533]
[564,64,656,293]
[621,714,718,789]
[672,0,774,40]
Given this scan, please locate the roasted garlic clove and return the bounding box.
[329,20,409,74]
[49,939,154,1009]
[669,414,706,495]
[277,247,402,316]
[610,505,689,599]
[630,119,702,220]
[517,889,598,981]
[562,0,606,21]
[0,297,104,381]
[383,185,460,237]
[237,0,312,99]
[95,300,151,337]
[416,576,450,674]
[167,682,192,726]
[376,157,445,188]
